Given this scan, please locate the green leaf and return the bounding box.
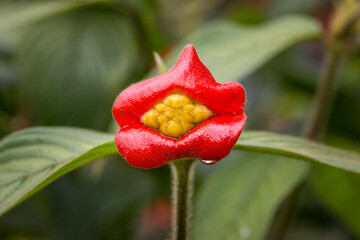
[16,5,139,129]
[195,152,309,240]
[0,127,117,217]
[2,128,359,218]
[40,159,156,239]
[311,139,360,237]
[311,156,360,237]
[235,131,360,173]
[156,15,320,83]
[0,1,102,33]
[311,164,360,237]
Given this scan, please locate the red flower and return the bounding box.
[112,45,246,168]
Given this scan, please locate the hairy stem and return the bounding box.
[169,159,196,240]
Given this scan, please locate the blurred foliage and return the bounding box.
[149,15,320,83]
[312,164,360,238]
[0,0,359,239]
[267,0,328,17]
[195,152,308,240]
[2,126,359,220]
[16,5,140,129]
[311,137,360,238]
[0,158,161,240]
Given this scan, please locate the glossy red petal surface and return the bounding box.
[112,45,245,128]
[115,113,246,169]
[113,44,247,168]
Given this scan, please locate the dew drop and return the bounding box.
[201,160,217,165]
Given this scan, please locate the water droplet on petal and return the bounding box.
[201,160,217,165]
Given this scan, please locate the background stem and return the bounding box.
[169,159,196,240]
[269,46,347,240]
[302,49,346,141]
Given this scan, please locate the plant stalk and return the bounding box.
[302,49,346,141]
[270,38,348,240]
[169,159,196,240]
[303,2,360,141]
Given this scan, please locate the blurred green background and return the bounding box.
[0,0,359,239]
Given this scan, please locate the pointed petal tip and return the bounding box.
[175,44,201,68]
[182,44,197,56]
[184,44,195,50]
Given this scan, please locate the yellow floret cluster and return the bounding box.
[141,93,213,138]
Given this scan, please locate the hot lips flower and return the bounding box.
[112,45,246,168]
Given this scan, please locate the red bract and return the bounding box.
[112,45,246,168]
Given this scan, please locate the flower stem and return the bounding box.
[169,159,196,240]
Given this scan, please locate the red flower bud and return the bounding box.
[112,45,246,168]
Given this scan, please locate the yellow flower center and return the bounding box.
[141,93,213,138]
